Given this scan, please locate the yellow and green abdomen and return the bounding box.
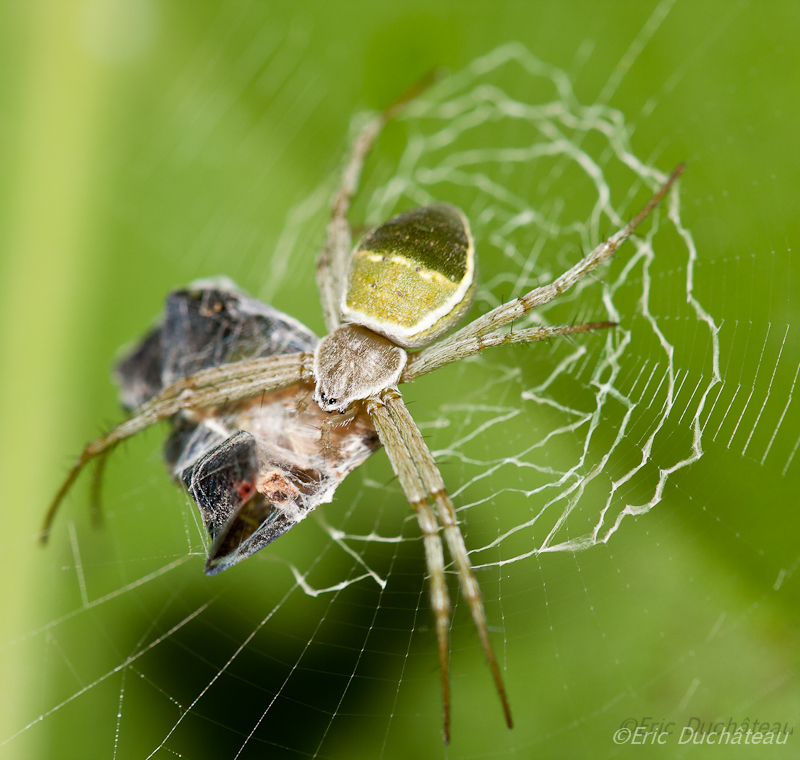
[341,204,475,349]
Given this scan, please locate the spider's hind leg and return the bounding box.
[405,164,685,379]
[315,72,440,333]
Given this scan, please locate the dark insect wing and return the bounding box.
[114,325,163,411]
[115,282,380,574]
[160,283,318,387]
[115,280,318,410]
[182,430,311,576]
[178,388,379,575]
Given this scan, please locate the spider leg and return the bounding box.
[419,164,685,363]
[318,404,360,460]
[316,72,440,332]
[380,389,513,732]
[403,321,616,381]
[89,448,112,526]
[366,396,453,744]
[41,352,312,542]
[316,114,382,333]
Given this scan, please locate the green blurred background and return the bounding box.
[1,1,799,758]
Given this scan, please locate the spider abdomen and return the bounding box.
[341,203,476,349]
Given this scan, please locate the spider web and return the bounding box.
[267,45,719,570]
[4,4,799,759]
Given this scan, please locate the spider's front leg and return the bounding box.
[41,352,312,542]
[366,389,513,744]
[365,395,454,743]
[381,390,513,728]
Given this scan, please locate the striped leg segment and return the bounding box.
[382,390,513,731]
[366,397,453,743]
[367,389,513,743]
[41,352,311,542]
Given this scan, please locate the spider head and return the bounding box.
[313,389,349,415]
[312,324,408,415]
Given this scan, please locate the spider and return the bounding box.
[42,81,684,743]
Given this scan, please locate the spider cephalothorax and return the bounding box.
[313,324,406,413]
[42,81,684,743]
